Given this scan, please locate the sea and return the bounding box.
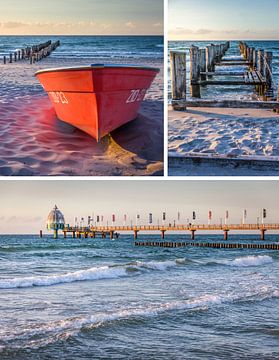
[0,234,278,359]
[168,40,279,101]
[0,35,163,61]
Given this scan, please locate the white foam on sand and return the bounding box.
[0,57,163,176]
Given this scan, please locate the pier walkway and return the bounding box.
[61,223,279,241]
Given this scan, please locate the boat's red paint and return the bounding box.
[35,65,159,141]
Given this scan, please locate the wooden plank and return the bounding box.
[247,72,254,83]
[250,71,261,84]
[255,71,266,84]
[171,99,279,109]
[200,80,251,86]
[200,71,244,76]
[219,61,249,66]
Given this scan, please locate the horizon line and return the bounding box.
[0,33,163,37]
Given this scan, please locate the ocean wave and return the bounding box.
[1,285,278,349]
[221,255,273,267]
[0,258,187,289]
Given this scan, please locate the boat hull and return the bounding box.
[35,65,159,141]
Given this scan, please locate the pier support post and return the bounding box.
[134,230,138,240]
[84,232,88,239]
[190,46,201,98]
[63,231,67,238]
[9,53,12,63]
[161,230,166,239]
[264,51,273,99]
[277,82,279,114]
[170,51,187,110]
[39,230,43,238]
[252,48,257,70]
[3,56,6,64]
[190,230,196,240]
[260,229,266,241]
[77,232,81,239]
[223,230,229,241]
[102,232,106,239]
[199,48,206,81]
[72,231,75,238]
[53,229,58,239]
[110,231,114,239]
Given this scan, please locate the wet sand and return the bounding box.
[0,57,163,176]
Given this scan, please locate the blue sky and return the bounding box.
[0,0,163,35]
[0,180,278,233]
[169,0,279,40]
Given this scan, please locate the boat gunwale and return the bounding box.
[35,64,160,76]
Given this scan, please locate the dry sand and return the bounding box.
[0,57,163,176]
[168,106,279,175]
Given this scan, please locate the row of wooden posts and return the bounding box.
[170,41,279,111]
[170,41,230,100]
[135,241,279,250]
[3,40,60,65]
[239,41,273,98]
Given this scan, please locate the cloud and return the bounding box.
[0,21,29,29]
[3,215,43,223]
[170,27,214,36]
[125,21,136,29]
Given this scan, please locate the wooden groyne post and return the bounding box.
[190,45,201,97]
[170,51,187,110]
[3,40,60,65]
[264,51,273,99]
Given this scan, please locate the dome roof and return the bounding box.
[46,205,65,230]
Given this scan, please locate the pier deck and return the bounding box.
[61,223,279,241]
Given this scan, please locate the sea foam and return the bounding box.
[223,255,273,267]
[0,258,185,289]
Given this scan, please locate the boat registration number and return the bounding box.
[49,91,69,104]
[126,89,146,104]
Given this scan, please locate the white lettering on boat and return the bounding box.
[49,92,69,104]
[126,89,146,104]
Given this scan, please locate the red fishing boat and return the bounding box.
[35,64,159,141]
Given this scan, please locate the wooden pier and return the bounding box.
[59,223,279,241]
[170,41,279,110]
[3,40,60,65]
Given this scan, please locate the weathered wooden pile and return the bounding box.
[239,41,273,98]
[3,40,60,65]
[170,41,279,111]
[135,241,279,251]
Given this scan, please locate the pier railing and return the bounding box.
[61,223,279,241]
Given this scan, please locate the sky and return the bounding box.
[169,0,279,40]
[0,180,278,234]
[0,0,163,35]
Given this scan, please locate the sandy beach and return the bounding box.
[168,106,279,175]
[0,56,163,176]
